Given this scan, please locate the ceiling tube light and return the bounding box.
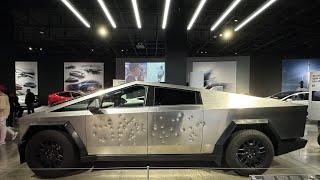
[234,0,278,32]
[162,0,171,29]
[60,0,91,28]
[187,0,207,30]
[97,0,117,28]
[210,0,242,31]
[131,0,142,29]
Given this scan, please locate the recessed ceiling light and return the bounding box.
[162,0,171,29]
[234,0,278,31]
[97,0,117,28]
[219,34,223,37]
[60,0,91,28]
[234,19,238,22]
[28,47,32,51]
[187,0,207,30]
[39,31,44,34]
[210,0,242,31]
[131,0,142,29]
[40,48,43,51]
[98,26,108,37]
[222,29,234,40]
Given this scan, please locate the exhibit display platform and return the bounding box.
[0,122,319,179]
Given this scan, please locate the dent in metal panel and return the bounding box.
[202,109,231,153]
[148,106,204,154]
[86,109,147,155]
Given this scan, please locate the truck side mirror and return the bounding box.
[88,98,102,114]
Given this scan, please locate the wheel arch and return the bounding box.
[18,121,87,163]
[211,119,281,167]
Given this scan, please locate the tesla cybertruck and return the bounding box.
[18,82,307,177]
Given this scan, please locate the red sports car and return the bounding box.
[48,91,84,106]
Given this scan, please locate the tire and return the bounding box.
[25,130,80,178]
[225,130,274,176]
[318,134,320,146]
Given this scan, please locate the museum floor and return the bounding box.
[0,122,319,180]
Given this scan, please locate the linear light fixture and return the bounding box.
[234,0,278,32]
[162,0,171,29]
[60,0,91,28]
[131,0,142,29]
[97,0,117,28]
[187,0,207,30]
[210,0,242,31]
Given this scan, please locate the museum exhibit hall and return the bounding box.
[1,0,320,179]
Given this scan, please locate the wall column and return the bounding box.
[165,0,188,85]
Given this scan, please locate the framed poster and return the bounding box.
[192,61,237,92]
[125,62,165,83]
[15,61,38,101]
[64,62,104,93]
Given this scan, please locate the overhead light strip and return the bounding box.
[187,0,207,30]
[234,0,278,32]
[162,0,171,29]
[131,0,142,29]
[60,0,91,28]
[210,0,243,31]
[97,0,117,28]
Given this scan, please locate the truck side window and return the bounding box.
[154,87,202,106]
[53,98,93,112]
[101,86,147,108]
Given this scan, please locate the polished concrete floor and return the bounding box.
[0,122,319,180]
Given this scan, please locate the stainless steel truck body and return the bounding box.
[18,81,307,177]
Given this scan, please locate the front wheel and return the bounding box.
[25,130,80,178]
[225,130,274,176]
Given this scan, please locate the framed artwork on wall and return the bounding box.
[192,61,237,92]
[64,62,104,93]
[15,61,38,101]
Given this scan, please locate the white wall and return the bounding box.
[187,56,250,94]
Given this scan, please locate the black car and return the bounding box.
[23,82,37,88]
[65,65,76,69]
[84,68,102,74]
[66,80,102,92]
[65,77,79,83]
[69,71,85,79]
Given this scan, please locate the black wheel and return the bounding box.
[25,130,80,178]
[225,130,274,176]
[317,134,320,146]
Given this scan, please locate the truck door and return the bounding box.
[86,85,149,155]
[147,87,204,154]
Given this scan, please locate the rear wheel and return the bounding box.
[225,130,274,176]
[25,130,80,178]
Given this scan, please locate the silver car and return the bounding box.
[18,82,308,177]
